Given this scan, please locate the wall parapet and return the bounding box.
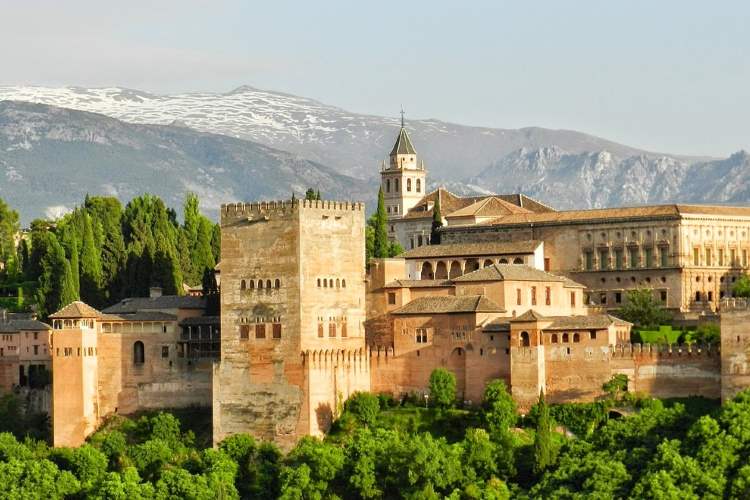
[222,199,364,219]
[610,342,718,359]
[303,348,370,368]
[720,297,750,312]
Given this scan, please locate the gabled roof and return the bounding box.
[453,264,567,283]
[0,319,52,332]
[100,312,177,322]
[510,311,631,329]
[402,188,554,221]
[392,295,505,315]
[446,196,532,219]
[390,127,417,156]
[511,309,547,322]
[103,295,206,314]
[400,241,540,259]
[49,301,101,319]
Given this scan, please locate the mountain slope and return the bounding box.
[0,101,368,223]
[0,85,694,182]
[469,147,750,210]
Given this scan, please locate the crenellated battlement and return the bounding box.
[303,348,370,369]
[221,199,365,222]
[610,342,719,359]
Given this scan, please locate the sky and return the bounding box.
[0,0,748,157]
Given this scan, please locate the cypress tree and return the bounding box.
[79,213,103,305]
[533,389,553,475]
[68,236,80,297]
[36,234,77,317]
[210,223,221,264]
[85,196,126,301]
[430,196,443,244]
[194,218,216,281]
[373,187,389,258]
[305,188,316,201]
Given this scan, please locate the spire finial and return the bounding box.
[400,106,405,128]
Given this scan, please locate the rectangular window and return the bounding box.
[328,323,336,337]
[531,286,537,306]
[629,247,639,268]
[544,258,550,271]
[660,247,669,267]
[415,328,428,343]
[516,288,522,306]
[387,292,396,305]
[570,291,576,307]
[318,323,324,338]
[599,248,609,270]
[545,287,551,306]
[341,322,347,338]
[660,290,668,303]
[33,332,38,340]
[614,249,623,270]
[644,248,653,268]
[731,249,737,266]
[33,345,38,355]
[600,293,607,305]
[161,346,169,358]
[590,331,597,340]
[584,251,593,270]
[694,248,700,266]
[719,248,725,266]
[705,248,712,266]
[696,291,702,302]
[272,323,282,339]
[255,324,266,339]
[615,292,622,304]
[708,291,714,302]
[240,325,250,340]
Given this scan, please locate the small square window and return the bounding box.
[255,324,266,339]
[388,292,396,305]
[240,325,250,340]
[161,346,169,358]
[272,323,282,339]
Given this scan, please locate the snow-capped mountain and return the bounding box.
[0,85,680,182]
[0,101,367,223]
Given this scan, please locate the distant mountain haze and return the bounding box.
[0,85,748,222]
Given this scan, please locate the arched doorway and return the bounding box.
[520,331,530,347]
[465,259,480,273]
[420,262,434,280]
[449,261,462,278]
[435,261,448,279]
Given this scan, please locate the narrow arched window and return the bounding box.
[258,280,264,289]
[573,333,580,343]
[551,334,558,344]
[240,280,246,290]
[266,279,272,289]
[324,279,328,288]
[329,279,334,288]
[395,179,399,191]
[317,278,321,287]
[133,341,145,365]
[416,179,421,193]
[249,280,255,289]
[386,179,391,192]
[407,178,412,192]
[520,331,530,347]
[342,279,346,288]
[336,279,340,288]
[563,333,569,343]
[275,279,281,289]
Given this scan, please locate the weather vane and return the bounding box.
[400,106,405,128]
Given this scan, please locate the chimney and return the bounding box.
[149,287,163,298]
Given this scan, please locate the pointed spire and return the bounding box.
[400,105,405,128]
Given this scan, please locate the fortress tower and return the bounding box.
[213,199,369,449]
[380,112,427,224]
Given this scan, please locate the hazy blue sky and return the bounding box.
[1,0,747,157]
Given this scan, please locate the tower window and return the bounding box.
[272,323,282,339]
[416,179,421,193]
[329,323,336,337]
[407,178,412,192]
[395,179,399,191]
[386,179,391,192]
[255,324,266,339]
[133,341,145,365]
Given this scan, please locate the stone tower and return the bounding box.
[720,298,750,402]
[213,199,370,449]
[380,113,427,221]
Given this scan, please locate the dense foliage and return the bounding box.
[365,187,403,262]
[0,194,219,317]
[4,383,750,498]
[617,288,672,329]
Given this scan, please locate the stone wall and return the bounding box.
[720,301,750,402]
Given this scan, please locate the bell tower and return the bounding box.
[380,109,427,221]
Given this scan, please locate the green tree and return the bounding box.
[281,437,344,499]
[430,196,442,245]
[80,212,103,305]
[602,373,629,400]
[371,187,389,259]
[0,198,20,279]
[617,288,671,329]
[533,390,554,475]
[304,188,321,201]
[429,368,456,408]
[36,233,77,317]
[733,274,750,298]
[344,392,380,427]
[84,196,126,302]
[482,380,517,435]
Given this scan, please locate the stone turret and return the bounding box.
[380,112,427,222]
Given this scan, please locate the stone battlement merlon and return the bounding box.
[303,348,371,368]
[610,342,718,358]
[221,199,365,219]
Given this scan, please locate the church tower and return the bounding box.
[380,111,427,222]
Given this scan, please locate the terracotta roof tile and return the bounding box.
[383,279,453,288]
[392,295,505,315]
[453,264,566,283]
[49,301,101,319]
[446,197,532,219]
[103,295,205,314]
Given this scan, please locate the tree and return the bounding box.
[733,274,750,298]
[371,188,389,259]
[35,233,77,317]
[482,380,517,435]
[430,196,442,244]
[80,212,103,305]
[602,374,629,400]
[304,188,321,201]
[533,390,554,475]
[617,288,671,329]
[429,368,456,408]
[344,392,380,427]
[0,198,20,279]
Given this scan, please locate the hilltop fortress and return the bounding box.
[4,124,750,448]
